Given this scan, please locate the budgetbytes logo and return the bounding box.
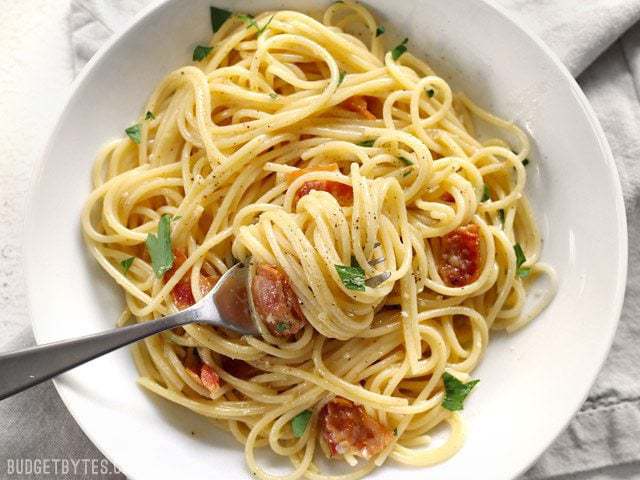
[4,458,121,477]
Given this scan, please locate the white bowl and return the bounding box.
[24,0,627,479]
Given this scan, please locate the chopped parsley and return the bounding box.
[518,268,531,278]
[356,139,376,147]
[481,184,491,202]
[269,92,278,100]
[498,209,505,226]
[391,38,409,61]
[335,264,366,291]
[237,13,256,28]
[145,111,155,120]
[145,214,174,278]
[210,6,232,33]
[512,149,530,166]
[120,257,135,275]
[275,322,289,333]
[402,169,412,177]
[338,70,346,85]
[291,410,313,437]
[514,243,530,277]
[399,156,413,166]
[376,25,385,37]
[350,256,362,269]
[172,215,182,222]
[426,88,435,98]
[192,45,213,61]
[125,124,142,144]
[238,13,274,37]
[442,372,479,411]
[261,15,275,35]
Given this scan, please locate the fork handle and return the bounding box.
[0,311,194,401]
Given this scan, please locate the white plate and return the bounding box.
[24,0,627,479]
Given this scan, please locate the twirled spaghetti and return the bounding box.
[81,3,557,479]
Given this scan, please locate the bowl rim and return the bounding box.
[23,0,628,478]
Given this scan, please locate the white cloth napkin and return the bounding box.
[4,1,640,478]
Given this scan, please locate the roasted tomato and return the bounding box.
[199,364,221,393]
[441,192,455,203]
[319,397,394,459]
[341,96,376,120]
[184,349,221,394]
[287,164,353,207]
[164,249,219,310]
[438,224,481,287]
[221,356,260,379]
[294,180,353,206]
[251,263,306,338]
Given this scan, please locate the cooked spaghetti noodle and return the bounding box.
[81,3,557,479]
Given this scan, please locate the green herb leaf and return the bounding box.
[513,243,530,277]
[402,169,412,177]
[238,13,274,37]
[514,243,526,268]
[523,158,530,166]
[335,264,366,291]
[145,214,174,278]
[172,215,182,222]
[338,70,346,85]
[481,184,491,202]
[259,15,275,36]
[376,25,385,37]
[193,45,213,61]
[391,38,409,61]
[399,156,413,166]
[120,257,135,275]
[442,372,479,411]
[275,322,289,333]
[498,209,505,226]
[210,6,232,33]
[426,88,435,98]
[356,139,376,147]
[291,410,312,437]
[145,111,155,120]
[350,256,362,269]
[125,124,142,144]
[269,92,278,100]
[237,13,256,27]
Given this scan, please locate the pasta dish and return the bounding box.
[81,2,557,478]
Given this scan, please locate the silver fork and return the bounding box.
[0,263,258,401]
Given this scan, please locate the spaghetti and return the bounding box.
[81,2,557,479]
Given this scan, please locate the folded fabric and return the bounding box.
[13,0,633,478]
